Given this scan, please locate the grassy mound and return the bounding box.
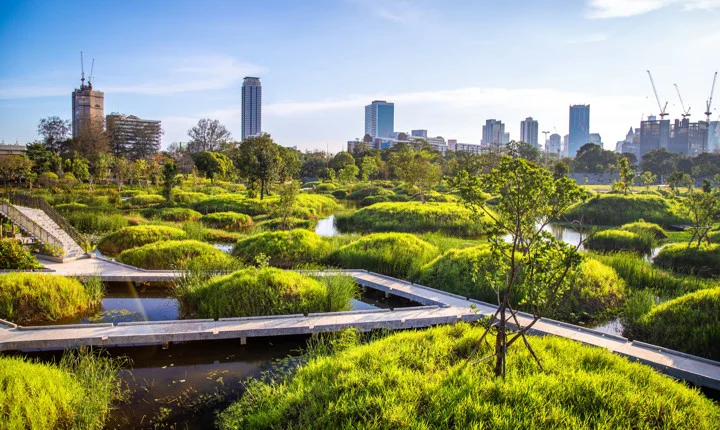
[65,211,128,235]
[619,220,668,240]
[336,202,491,237]
[175,267,356,318]
[201,211,254,231]
[192,194,249,213]
[97,225,188,257]
[232,229,329,268]
[654,243,720,278]
[217,324,720,429]
[142,207,202,222]
[117,240,237,270]
[555,258,626,323]
[629,287,720,360]
[346,186,394,201]
[128,194,165,207]
[564,194,688,226]
[262,217,316,231]
[329,233,439,279]
[0,238,42,270]
[585,229,654,254]
[0,350,123,429]
[0,273,101,324]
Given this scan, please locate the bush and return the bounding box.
[120,189,146,197]
[564,194,688,226]
[217,324,720,429]
[585,229,654,254]
[331,189,347,199]
[117,239,237,270]
[262,217,316,231]
[54,202,88,211]
[336,202,492,237]
[0,350,123,429]
[619,220,668,239]
[294,194,340,218]
[629,287,720,360]
[329,233,439,279]
[0,239,42,269]
[360,195,391,206]
[201,211,254,231]
[128,194,165,207]
[97,225,188,256]
[346,186,394,201]
[174,267,356,318]
[38,171,59,188]
[708,230,720,244]
[173,191,208,205]
[0,273,100,324]
[654,243,720,278]
[233,229,330,268]
[555,258,626,323]
[65,211,128,234]
[315,183,336,193]
[142,207,202,222]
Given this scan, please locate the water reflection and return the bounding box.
[315,215,338,237]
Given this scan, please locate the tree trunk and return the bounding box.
[495,301,506,378]
[260,179,265,200]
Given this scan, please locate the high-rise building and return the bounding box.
[364,100,394,138]
[589,133,603,148]
[411,129,427,138]
[106,114,162,160]
[568,105,590,157]
[708,121,720,153]
[72,73,104,138]
[547,133,562,155]
[242,77,262,141]
[520,117,539,148]
[481,119,506,145]
[639,116,671,157]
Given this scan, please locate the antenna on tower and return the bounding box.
[88,58,95,89]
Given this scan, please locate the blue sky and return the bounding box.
[1,0,719,152]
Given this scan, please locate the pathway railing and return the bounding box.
[0,199,64,251]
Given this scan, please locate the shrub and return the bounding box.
[654,243,720,278]
[142,207,202,222]
[38,171,59,188]
[97,225,188,256]
[173,191,208,205]
[294,194,340,217]
[336,202,492,237]
[192,194,255,214]
[585,229,655,254]
[331,189,347,199]
[233,229,330,268]
[201,211,254,231]
[174,267,356,318]
[708,230,720,244]
[65,211,129,234]
[329,233,439,279]
[54,202,88,211]
[555,258,626,323]
[0,350,123,429]
[346,186,394,201]
[619,220,668,239]
[564,194,688,226]
[117,240,237,270]
[629,287,720,360]
[0,273,99,324]
[217,324,720,429]
[360,195,391,206]
[120,189,146,197]
[262,217,316,231]
[315,183,336,193]
[128,194,165,207]
[0,239,42,269]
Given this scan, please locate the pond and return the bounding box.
[315,214,338,237]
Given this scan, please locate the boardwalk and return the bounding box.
[1,261,719,390]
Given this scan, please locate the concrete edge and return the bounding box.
[392,305,441,312]
[116,319,215,326]
[17,323,115,330]
[631,341,720,367]
[541,316,630,343]
[218,314,306,322]
[307,309,391,317]
[0,318,18,328]
[93,256,179,274]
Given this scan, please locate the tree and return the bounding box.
[639,171,657,190]
[507,141,541,163]
[25,142,61,175]
[113,157,130,190]
[161,161,180,202]
[38,172,58,188]
[72,120,109,160]
[278,146,301,181]
[300,157,328,179]
[192,151,234,183]
[329,151,355,172]
[641,148,678,179]
[0,155,33,188]
[614,156,636,195]
[620,152,638,169]
[338,164,359,184]
[682,188,720,247]
[58,172,78,192]
[572,143,617,173]
[322,167,336,182]
[235,134,282,200]
[360,156,379,182]
[71,154,90,183]
[37,116,70,154]
[452,156,585,378]
[275,181,300,230]
[390,147,441,203]
[187,118,232,152]
[552,160,569,179]
[666,170,691,194]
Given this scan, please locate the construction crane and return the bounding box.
[646,70,668,119]
[705,72,717,123]
[80,51,85,87]
[673,83,691,119]
[88,58,95,88]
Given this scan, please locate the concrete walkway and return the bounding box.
[14,206,85,259]
[2,263,719,390]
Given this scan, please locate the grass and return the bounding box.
[564,194,689,226]
[200,211,254,231]
[117,239,239,270]
[0,238,42,269]
[0,273,101,324]
[173,267,357,318]
[329,233,439,279]
[628,286,720,360]
[141,207,202,222]
[619,220,668,240]
[654,243,720,278]
[65,211,129,235]
[335,201,492,237]
[585,229,655,254]
[233,229,330,268]
[128,194,165,207]
[97,225,188,256]
[217,323,720,429]
[0,349,125,429]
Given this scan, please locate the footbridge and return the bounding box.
[1,261,719,390]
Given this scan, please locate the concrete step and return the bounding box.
[13,206,85,258]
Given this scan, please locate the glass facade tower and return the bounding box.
[364,100,394,138]
[568,104,590,158]
[242,77,262,141]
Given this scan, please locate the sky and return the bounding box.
[1,0,720,153]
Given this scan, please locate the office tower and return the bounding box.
[364,100,394,138]
[568,105,590,157]
[708,121,720,153]
[411,129,428,138]
[481,119,506,145]
[520,117,539,148]
[72,70,104,138]
[547,133,562,155]
[106,114,163,160]
[242,77,262,141]
[589,133,602,148]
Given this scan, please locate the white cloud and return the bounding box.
[586,0,720,18]
[351,0,425,23]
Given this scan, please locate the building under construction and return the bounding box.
[71,54,104,138]
[638,117,709,158]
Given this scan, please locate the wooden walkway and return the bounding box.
[1,261,719,390]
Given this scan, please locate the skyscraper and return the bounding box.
[481,119,505,145]
[568,104,590,157]
[242,77,262,141]
[72,72,104,138]
[547,133,562,155]
[364,100,394,138]
[520,117,539,148]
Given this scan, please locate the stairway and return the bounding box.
[13,206,85,259]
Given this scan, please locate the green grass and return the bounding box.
[654,243,720,278]
[564,194,689,226]
[619,220,668,240]
[329,233,439,279]
[628,286,720,360]
[128,194,165,207]
[0,273,101,324]
[97,225,188,256]
[117,239,238,270]
[336,202,492,237]
[173,267,357,318]
[555,258,626,323]
[141,207,202,222]
[200,211,254,231]
[217,323,720,429]
[232,229,330,268]
[0,349,124,429]
[65,211,129,235]
[415,232,484,253]
[0,238,42,269]
[585,229,655,254]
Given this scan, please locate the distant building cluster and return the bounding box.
[616,116,717,159]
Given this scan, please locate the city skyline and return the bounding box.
[1,0,720,152]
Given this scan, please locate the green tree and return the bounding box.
[300,156,328,179]
[552,160,569,179]
[329,151,355,172]
[278,146,301,181]
[71,154,90,183]
[338,164,359,184]
[187,118,232,152]
[572,143,617,173]
[666,170,691,194]
[161,161,180,202]
[192,151,234,183]
[0,155,33,189]
[614,156,636,195]
[235,134,282,200]
[37,116,70,155]
[25,142,60,175]
[452,156,586,378]
[682,188,720,247]
[275,181,300,230]
[360,156,379,182]
[507,140,541,162]
[639,171,657,190]
[58,172,78,192]
[321,167,336,183]
[641,148,678,179]
[390,147,441,203]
